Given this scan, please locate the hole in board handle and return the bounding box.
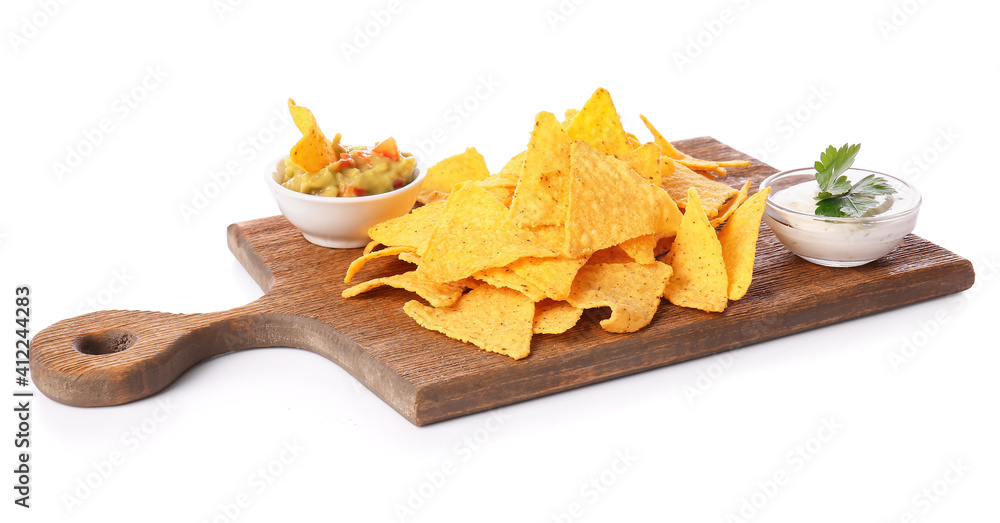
[73,330,137,355]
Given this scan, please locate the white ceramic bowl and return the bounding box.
[265,158,425,248]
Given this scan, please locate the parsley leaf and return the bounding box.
[814,143,859,197]
[810,144,897,218]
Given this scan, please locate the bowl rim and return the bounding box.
[266,156,425,204]
[760,167,922,224]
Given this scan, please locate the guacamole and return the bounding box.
[281,138,416,197]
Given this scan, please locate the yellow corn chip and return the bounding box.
[398,251,421,264]
[587,246,635,265]
[508,255,588,301]
[565,88,631,158]
[561,109,578,128]
[418,183,558,283]
[639,114,685,159]
[368,201,446,251]
[619,234,662,264]
[663,188,728,312]
[418,147,490,203]
[533,299,583,334]
[345,246,415,283]
[567,262,673,333]
[622,142,662,185]
[362,240,378,256]
[497,150,526,181]
[288,98,318,135]
[660,158,738,219]
[474,266,547,301]
[678,157,726,177]
[403,285,535,360]
[718,187,770,300]
[510,112,572,227]
[711,179,750,228]
[565,141,676,256]
[290,125,340,173]
[342,270,464,307]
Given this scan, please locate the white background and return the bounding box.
[2,0,998,521]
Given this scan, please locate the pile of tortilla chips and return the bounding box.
[341,88,769,360]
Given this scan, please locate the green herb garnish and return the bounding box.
[812,143,896,218]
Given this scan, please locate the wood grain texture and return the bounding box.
[30,137,976,425]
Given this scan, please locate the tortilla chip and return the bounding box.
[368,201,446,251]
[711,179,750,228]
[290,125,339,173]
[619,234,661,264]
[639,114,685,159]
[508,255,588,301]
[678,157,726,177]
[660,158,738,219]
[565,88,631,158]
[342,270,464,307]
[398,251,421,264]
[497,151,526,181]
[482,184,515,208]
[621,142,662,185]
[474,266,547,302]
[362,240,378,256]
[654,235,674,258]
[587,246,635,265]
[533,299,583,334]
[403,285,535,360]
[561,109,578,128]
[344,246,415,283]
[718,188,770,300]
[288,99,318,135]
[417,183,558,283]
[663,188,728,312]
[565,141,676,256]
[567,262,673,333]
[509,112,572,227]
[418,147,490,203]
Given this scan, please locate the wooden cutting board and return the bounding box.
[30,137,976,425]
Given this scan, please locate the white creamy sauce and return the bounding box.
[765,179,918,263]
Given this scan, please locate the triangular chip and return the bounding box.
[508,255,588,301]
[586,246,635,265]
[567,262,673,333]
[663,188,728,312]
[345,246,415,283]
[418,147,490,203]
[368,201,446,251]
[718,187,770,300]
[533,299,583,334]
[509,112,572,227]
[618,234,662,264]
[660,158,738,219]
[711,179,750,228]
[290,125,341,173]
[565,141,675,256]
[561,109,578,129]
[639,114,685,159]
[497,150,526,181]
[403,285,535,360]
[417,183,558,283]
[621,142,662,185]
[565,88,631,158]
[473,266,547,302]
[288,99,318,135]
[342,270,464,307]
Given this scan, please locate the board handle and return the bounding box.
[29,308,315,407]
